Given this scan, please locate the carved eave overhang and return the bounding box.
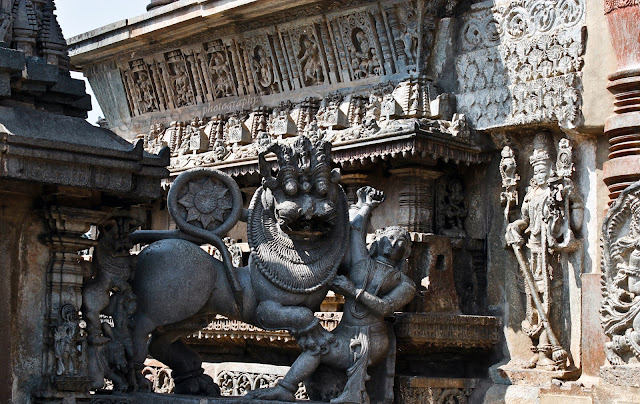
[67,0,457,67]
[169,130,490,179]
[0,106,169,200]
[331,128,490,167]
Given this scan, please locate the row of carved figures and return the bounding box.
[119,0,452,116]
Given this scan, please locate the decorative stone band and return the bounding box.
[186,313,342,345]
[395,376,476,404]
[394,313,501,350]
[169,132,490,178]
[604,0,640,14]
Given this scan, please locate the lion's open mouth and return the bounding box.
[280,215,335,240]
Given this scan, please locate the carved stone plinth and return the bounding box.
[92,392,323,404]
[394,376,476,404]
[394,313,500,351]
[600,366,640,388]
[497,366,580,386]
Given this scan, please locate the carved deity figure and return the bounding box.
[299,35,323,86]
[134,70,158,113]
[602,181,640,366]
[253,46,275,94]
[504,135,583,371]
[500,146,520,222]
[248,186,415,403]
[397,6,418,65]
[209,52,234,98]
[102,290,137,391]
[173,65,194,107]
[54,304,84,376]
[349,29,380,80]
[441,178,467,235]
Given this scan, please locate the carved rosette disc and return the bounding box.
[168,168,242,236]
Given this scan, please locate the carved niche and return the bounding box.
[205,40,238,99]
[280,20,329,89]
[502,134,583,373]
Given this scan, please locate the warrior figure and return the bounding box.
[249,186,415,402]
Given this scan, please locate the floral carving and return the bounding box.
[456,0,585,129]
[177,177,234,230]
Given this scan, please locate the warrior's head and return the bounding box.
[370,226,412,268]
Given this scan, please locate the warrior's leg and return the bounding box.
[255,300,335,354]
[247,351,322,401]
[255,300,315,332]
[148,330,220,396]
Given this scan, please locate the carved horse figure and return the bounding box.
[129,137,348,395]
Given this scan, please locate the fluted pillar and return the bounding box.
[603,3,640,201]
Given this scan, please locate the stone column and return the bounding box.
[603,3,640,201]
[389,167,441,233]
[41,207,106,397]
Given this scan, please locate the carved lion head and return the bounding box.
[258,137,342,240]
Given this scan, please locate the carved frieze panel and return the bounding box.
[329,8,384,81]
[279,20,330,89]
[455,0,585,130]
[110,0,468,120]
[242,31,285,95]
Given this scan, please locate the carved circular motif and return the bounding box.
[168,168,242,236]
[504,7,529,39]
[194,189,219,214]
[530,0,556,32]
[463,21,482,49]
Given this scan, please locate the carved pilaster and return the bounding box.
[41,207,107,395]
[390,167,441,233]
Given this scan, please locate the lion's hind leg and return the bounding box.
[148,329,220,396]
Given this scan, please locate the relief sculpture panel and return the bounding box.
[456,0,585,130]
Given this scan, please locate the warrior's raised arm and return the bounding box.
[347,186,385,267]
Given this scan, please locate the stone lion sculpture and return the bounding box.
[128,136,349,395]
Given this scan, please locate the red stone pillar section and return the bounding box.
[603,2,640,201]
